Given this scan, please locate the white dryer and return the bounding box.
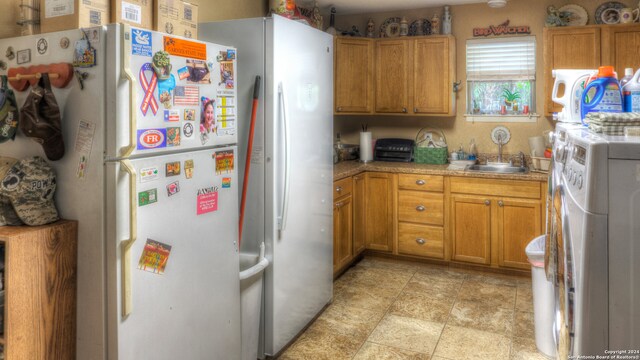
[554,128,640,357]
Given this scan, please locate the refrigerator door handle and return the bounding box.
[121,24,138,158]
[120,159,138,318]
[277,82,291,231]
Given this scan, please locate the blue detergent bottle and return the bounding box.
[581,66,623,122]
[623,68,640,112]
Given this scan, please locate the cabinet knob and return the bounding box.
[354,176,361,181]
[498,200,504,207]
[337,107,342,112]
[415,179,426,185]
[414,108,418,113]
[402,108,407,113]
[484,200,491,206]
[336,186,342,193]
[416,205,426,212]
[416,238,426,245]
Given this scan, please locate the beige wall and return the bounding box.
[0,0,268,39]
[334,0,638,156]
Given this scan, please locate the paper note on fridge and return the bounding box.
[137,239,172,275]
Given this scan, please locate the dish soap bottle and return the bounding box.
[468,138,477,161]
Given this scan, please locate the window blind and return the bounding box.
[466,36,536,80]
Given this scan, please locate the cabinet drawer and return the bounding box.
[398,190,444,225]
[334,177,353,199]
[398,222,444,259]
[398,174,444,192]
[450,177,540,199]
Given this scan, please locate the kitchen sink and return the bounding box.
[466,164,529,174]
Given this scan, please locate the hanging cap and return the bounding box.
[597,66,616,78]
[19,73,65,161]
[0,157,23,226]
[0,156,59,226]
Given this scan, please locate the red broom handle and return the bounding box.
[239,76,261,247]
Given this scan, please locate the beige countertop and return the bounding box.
[334,161,548,182]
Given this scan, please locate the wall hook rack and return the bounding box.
[7,63,74,91]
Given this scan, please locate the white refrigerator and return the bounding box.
[0,25,241,359]
[200,16,334,358]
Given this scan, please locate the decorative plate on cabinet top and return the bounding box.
[558,4,588,26]
[595,1,626,24]
[379,17,402,37]
[408,19,432,36]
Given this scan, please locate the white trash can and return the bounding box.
[239,243,269,360]
[525,235,556,358]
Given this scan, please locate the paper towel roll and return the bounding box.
[528,136,545,157]
[360,132,373,162]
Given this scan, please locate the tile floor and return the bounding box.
[279,256,550,360]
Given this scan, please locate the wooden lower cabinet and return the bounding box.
[451,194,492,265]
[352,174,366,255]
[364,172,395,252]
[497,198,542,270]
[333,194,354,274]
[398,222,444,259]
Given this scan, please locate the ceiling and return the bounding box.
[304,0,488,15]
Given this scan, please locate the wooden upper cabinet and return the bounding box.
[413,37,456,115]
[375,39,410,113]
[334,37,374,114]
[544,26,601,115]
[601,25,640,76]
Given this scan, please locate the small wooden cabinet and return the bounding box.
[333,177,354,275]
[450,177,543,269]
[352,174,366,255]
[0,220,77,360]
[544,24,640,115]
[364,172,395,252]
[334,37,375,114]
[334,35,456,116]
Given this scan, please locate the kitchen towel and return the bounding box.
[360,132,372,162]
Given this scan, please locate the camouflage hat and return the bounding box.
[0,156,59,226]
[0,76,19,144]
[0,157,23,226]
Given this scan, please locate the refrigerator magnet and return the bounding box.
[177,66,189,80]
[131,29,152,57]
[72,40,96,68]
[196,186,218,215]
[137,239,171,275]
[16,49,31,65]
[139,63,159,115]
[215,150,234,175]
[182,122,194,139]
[140,166,160,183]
[222,177,231,188]
[165,161,181,176]
[36,38,48,56]
[184,160,194,179]
[226,49,236,60]
[163,109,179,122]
[186,59,211,84]
[157,74,176,109]
[166,181,180,197]
[163,36,206,60]
[166,127,180,147]
[138,189,158,207]
[137,128,166,150]
[218,61,234,89]
[183,109,195,121]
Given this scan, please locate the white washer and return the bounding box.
[555,128,640,357]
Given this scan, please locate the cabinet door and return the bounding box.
[544,27,601,115]
[451,194,491,265]
[375,40,410,113]
[333,195,353,274]
[497,198,542,270]
[601,25,640,78]
[334,37,374,113]
[364,173,394,252]
[352,174,366,256]
[413,37,455,115]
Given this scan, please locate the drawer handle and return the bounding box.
[336,186,342,193]
[416,238,426,245]
[416,205,426,212]
[337,107,342,111]
[484,200,491,206]
[498,200,504,207]
[415,179,426,185]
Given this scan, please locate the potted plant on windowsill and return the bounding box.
[472,99,481,114]
[502,88,521,112]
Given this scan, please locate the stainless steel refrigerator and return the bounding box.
[0,25,241,359]
[200,16,334,358]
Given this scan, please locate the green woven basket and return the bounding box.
[414,128,448,164]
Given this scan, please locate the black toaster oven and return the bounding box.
[374,138,415,162]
